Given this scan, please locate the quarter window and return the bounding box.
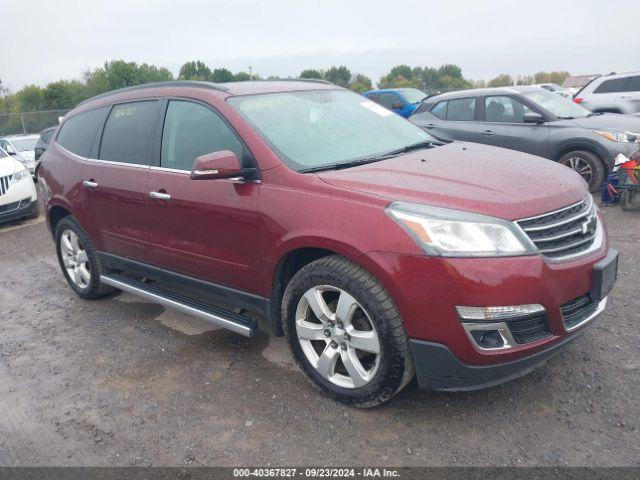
[57,106,109,158]
[430,101,447,119]
[160,100,243,171]
[99,101,159,165]
[484,96,533,123]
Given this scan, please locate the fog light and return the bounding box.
[469,329,505,349]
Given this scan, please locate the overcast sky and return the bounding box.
[2,0,639,90]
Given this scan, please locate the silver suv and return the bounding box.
[575,72,640,115]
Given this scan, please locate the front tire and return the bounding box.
[282,255,414,407]
[558,150,605,192]
[55,216,114,299]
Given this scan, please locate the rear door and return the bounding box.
[410,97,479,142]
[478,95,550,157]
[82,100,160,263]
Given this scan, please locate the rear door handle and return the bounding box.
[481,130,496,136]
[83,180,98,188]
[423,123,436,129]
[149,191,171,201]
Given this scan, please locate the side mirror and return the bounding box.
[523,112,545,124]
[190,150,257,181]
[391,102,404,110]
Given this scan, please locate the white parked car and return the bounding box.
[0,134,40,177]
[0,147,38,224]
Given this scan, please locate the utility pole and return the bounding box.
[249,66,253,81]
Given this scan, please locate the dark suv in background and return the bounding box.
[38,80,616,406]
[411,86,640,190]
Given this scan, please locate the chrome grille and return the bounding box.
[516,196,599,261]
[0,175,11,196]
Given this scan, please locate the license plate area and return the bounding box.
[591,249,618,301]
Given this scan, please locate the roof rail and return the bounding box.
[76,81,229,107]
[260,78,334,85]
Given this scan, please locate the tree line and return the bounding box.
[0,59,571,135]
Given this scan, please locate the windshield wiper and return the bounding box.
[298,157,388,173]
[378,139,444,157]
[298,140,443,174]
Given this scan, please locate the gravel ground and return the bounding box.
[0,198,639,467]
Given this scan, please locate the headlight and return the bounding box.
[595,130,640,143]
[386,202,535,257]
[10,165,30,185]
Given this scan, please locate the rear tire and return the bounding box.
[282,255,414,407]
[558,150,605,192]
[55,216,115,299]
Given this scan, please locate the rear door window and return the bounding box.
[379,93,399,109]
[57,107,109,158]
[446,98,476,121]
[99,100,159,165]
[593,78,627,94]
[622,76,640,92]
[160,100,243,171]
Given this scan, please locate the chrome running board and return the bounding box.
[101,273,257,337]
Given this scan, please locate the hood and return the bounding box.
[317,142,588,221]
[571,112,640,132]
[0,156,24,177]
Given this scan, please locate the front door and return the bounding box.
[82,100,160,263]
[479,95,549,158]
[145,99,262,294]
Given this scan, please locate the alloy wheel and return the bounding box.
[60,229,91,288]
[562,156,593,185]
[295,285,381,389]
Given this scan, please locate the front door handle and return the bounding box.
[149,191,171,201]
[83,180,98,188]
[481,130,496,136]
[423,123,436,129]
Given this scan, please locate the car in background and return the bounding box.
[410,86,640,191]
[534,83,572,98]
[362,88,430,117]
[0,134,40,177]
[574,71,640,114]
[0,146,39,224]
[35,127,57,162]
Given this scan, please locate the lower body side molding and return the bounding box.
[100,273,257,337]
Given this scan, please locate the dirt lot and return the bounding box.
[0,198,639,467]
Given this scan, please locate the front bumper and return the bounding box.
[409,297,606,391]
[0,197,37,223]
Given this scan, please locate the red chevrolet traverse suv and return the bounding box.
[38,80,618,407]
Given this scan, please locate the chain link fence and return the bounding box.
[0,109,70,136]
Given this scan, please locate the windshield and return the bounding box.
[12,137,39,151]
[229,90,437,171]
[521,89,590,119]
[399,88,427,103]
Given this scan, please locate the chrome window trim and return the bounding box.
[57,144,150,170]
